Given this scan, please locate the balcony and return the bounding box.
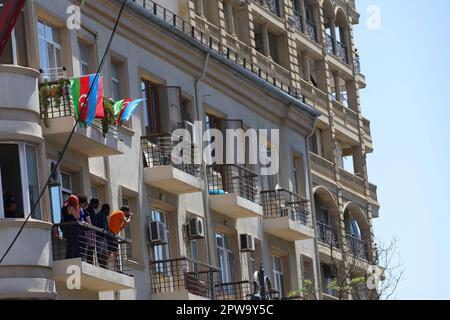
[150,257,219,300]
[39,80,131,157]
[208,164,263,219]
[261,189,314,241]
[346,234,369,260]
[310,152,335,182]
[51,222,135,293]
[256,0,281,17]
[316,222,340,248]
[332,100,359,139]
[339,168,366,197]
[326,36,349,65]
[0,219,56,299]
[215,281,252,300]
[142,134,203,195]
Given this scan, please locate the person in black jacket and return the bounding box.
[94,204,110,268]
[61,195,81,259]
[85,198,99,263]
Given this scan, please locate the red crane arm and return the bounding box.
[0,0,27,57]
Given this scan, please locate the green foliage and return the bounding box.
[39,80,68,127]
[102,97,116,137]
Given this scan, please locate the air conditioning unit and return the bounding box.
[186,216,205,239]
[240,234,255,252]
[149,221,168,245]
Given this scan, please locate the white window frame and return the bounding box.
[111,61,121,100]
[37,19,62,75]
[79,42,90,76]
[0,143,41,220]
[216,232,234,284]
[272,255,284,295]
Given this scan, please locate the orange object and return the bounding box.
[109,210,125,234]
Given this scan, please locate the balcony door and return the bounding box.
[141,80,183,136]
[37,19,63,79]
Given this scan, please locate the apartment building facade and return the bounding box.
[0,0,379,300]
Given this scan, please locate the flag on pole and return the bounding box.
[113,99,144,125]
[70,75,104,125]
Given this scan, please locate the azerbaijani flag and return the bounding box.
[70,75,104,125]
[113,99,144,125]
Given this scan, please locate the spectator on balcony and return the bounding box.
[107,207,134,270]
[61,195,81,259]
[2,185,16,218]
[94,203,110,268]
[83,197,99,263]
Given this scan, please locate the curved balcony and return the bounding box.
[0,219,56,299]
[0,65,42,143]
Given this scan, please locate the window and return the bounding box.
[292,154,306,197]
[322,264,337,296]
[0,2,27,66]
[151,209,170,263]
[79,42,91,75]
[216,232,234,284]
[272,255,284,296]
[0,144,41,220]
[111,62,121,100]
[37,19,63,77]
[309,129,323,157]
[48,166,74,223]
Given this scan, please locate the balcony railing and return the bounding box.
[215,281,252,300]
[141,134,201,177]
[207,164,260,203]
[261,189,311,227]
[52,222,131,274]
[336,40,348,64]
[129,0,303,101]
[339,169,366,196]
[306,19,317,42]
[326,33,335,55]
[39,79,119,138]
[292,10,303,33]
[316,222,340,248]
[310,152,335,181]
[346,234,369,260]
[354,53,361,73]
[150,257,219,299]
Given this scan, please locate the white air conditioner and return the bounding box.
[187,216,205,239]
[149,221,168,245]
[240,234,255,252]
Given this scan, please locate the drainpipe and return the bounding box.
[194,53,216,268]
[304,117,324,300]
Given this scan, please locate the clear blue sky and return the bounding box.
[354,0,450,299]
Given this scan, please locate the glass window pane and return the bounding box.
[50,186,62,223]
[39,38,49,71]
[61,173,71,190]
[25,146,41,220]
[37,20,45,38]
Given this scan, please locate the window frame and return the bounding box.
[37,19,63,76]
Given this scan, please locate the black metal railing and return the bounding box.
[207,164,260,203]
[266,0,281,16]
[141,134,201,177]
[346,234,369,260]
[52,222,131,274]
[292,10,304,33]
[260,189,311,226]
[150,257,220,299]
[215,281,252,300]
[326,33,335,55]
[39,79,73,121]
[129,0,303,101]
[306,19,317,42]
[336,40,348,64]
[316,222,340,248]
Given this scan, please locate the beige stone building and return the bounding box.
[0,0,379,300]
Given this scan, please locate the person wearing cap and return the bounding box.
[60,195,81,259]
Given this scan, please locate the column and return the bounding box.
[225,0,236,36]
[302,50,311,83]
[330,17,337,54]
[196,0,205,17]
[333,72,341,102]
[299,0,307,33]
[261,23,271,58]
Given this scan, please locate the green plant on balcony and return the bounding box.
[39,80,68,128]
[101,97,115,137]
